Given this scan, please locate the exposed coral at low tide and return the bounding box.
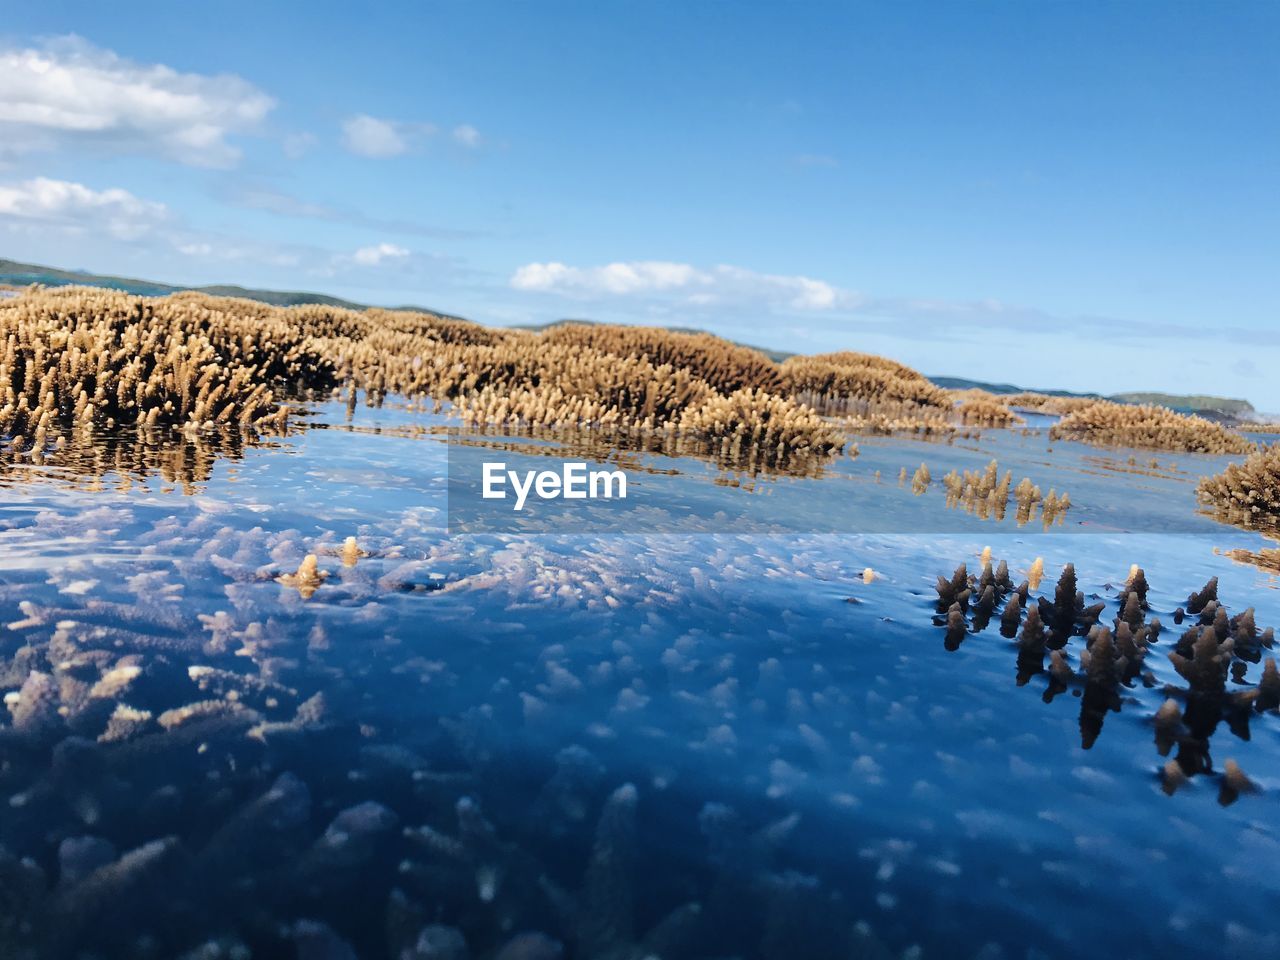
[779,352,986,437]
[1048,400,1254,455]
[1002,392,1099,416]
[1197,443,1280,534]
[950,391,1024,428]
[540,322,786,395]
[932,556,1276,798]
[927,459,1070,527]
[0,288,845,479]
[0,287,335,449]
[782,351,950,412]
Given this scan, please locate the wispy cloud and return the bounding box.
[0,35,273,167]
[452,124,482,147]
[341,114,436,158]
[223,183,484,240]
[341,115,489,158]
[281,131,317,159]
[229,186,334,220]
[0,176,166,240]
[349,242,409,266]
[510,260,856,311]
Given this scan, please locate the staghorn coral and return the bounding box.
[540,322,786,395]
[836,399,957,436]
[953,393,1024,428]
[910,462,932,495]
[1197,443,1280,534]
[0,287,848,481]
[932,465,1072,528]
[41,836,184,953]
[1003,392,1099,415]
[1048,400,1254,455]
[1237,421,1280,435]
[340,536,363,567]
[0,287,335,448]
[1027,557,1045,591]
[676,388,844,459]
[782,351,949,411]
[931,554,1278,790]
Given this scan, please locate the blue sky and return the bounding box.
[1,2,1277,408]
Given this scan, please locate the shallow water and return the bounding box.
[2,398,1278,960]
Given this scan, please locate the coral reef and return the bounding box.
[1197,443,1280,534]
[540,322,786,395]
[1048,400,1254,455]
[1002,392,1099,416]
[933,459,1070,527]
[782,351,950,412]
[0,287,846,480]
[932,557,1277,796]
[950,391,1024,428]
[0,287,336,448]
[778,352,993,437]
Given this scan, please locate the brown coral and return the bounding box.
[1048,400,1254,455]
[1197,443,1280,534]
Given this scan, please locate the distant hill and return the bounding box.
[1108,392,1255,419]
[0,257,462,318]
[930,375,1254,420]
[0,257,1260,419]
[928,376,1098,400]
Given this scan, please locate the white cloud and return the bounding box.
[341,115,485,157]
[351,242,410,266]
[341,114,438,158]
[0,35,274,167]
[341,115,406,157]
[0,176,166,240]
[172,237,300,267]
[232,186,334,220]
[510,260,853,311]
[452,124,481,147]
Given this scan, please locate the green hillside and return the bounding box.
[0,258,460,317]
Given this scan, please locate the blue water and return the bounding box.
[1,397,1278,959]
